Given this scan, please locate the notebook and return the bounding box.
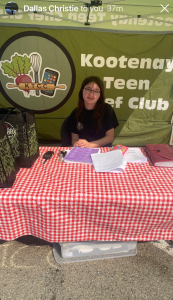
[145,144,173,167]
[64,147,100,164]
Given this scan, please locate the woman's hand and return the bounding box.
[74,139,95,148]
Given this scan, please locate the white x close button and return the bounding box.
[160,4,169,13]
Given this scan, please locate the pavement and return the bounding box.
[0,236,173,300]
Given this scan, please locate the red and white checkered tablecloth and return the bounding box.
[0,146,173,242]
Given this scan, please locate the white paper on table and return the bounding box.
[124,148,147,163]
[91,149,126,173]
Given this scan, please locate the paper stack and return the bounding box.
[91,149,126,173]
[124,148,147,163]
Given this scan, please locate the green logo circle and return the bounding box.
[0,31,76,114]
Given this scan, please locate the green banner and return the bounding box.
[0,25,173,145]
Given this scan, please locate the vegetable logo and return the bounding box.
[0,52,67,98]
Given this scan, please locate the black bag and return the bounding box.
[0,119,18,188]
[0,107,39,168]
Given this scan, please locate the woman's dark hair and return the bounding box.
[75,76,105,132]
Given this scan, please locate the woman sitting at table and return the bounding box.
[68,76,119,148]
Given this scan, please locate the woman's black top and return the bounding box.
[68,103,119,147]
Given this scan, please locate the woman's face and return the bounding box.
[82,82,100,109]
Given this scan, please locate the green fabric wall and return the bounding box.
[0,1,173,145]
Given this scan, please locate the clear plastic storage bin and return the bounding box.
[53,241,137,263]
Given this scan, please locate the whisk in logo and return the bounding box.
[1,52,67,98]
[0,32,76,113]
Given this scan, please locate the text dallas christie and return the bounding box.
[24,5,79,12]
